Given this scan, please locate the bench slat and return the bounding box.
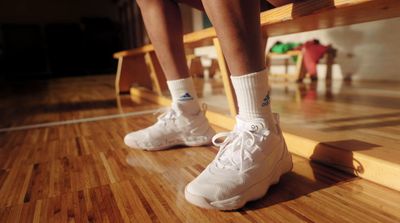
[262,0,400,36]
[114,0,400,58]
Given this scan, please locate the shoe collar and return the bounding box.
[235,115,268,134]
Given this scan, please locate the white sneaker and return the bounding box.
[184,113,293,210]
[124,104,215,150]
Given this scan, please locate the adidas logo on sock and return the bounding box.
[262,94,270,107]
[178,92,193,101]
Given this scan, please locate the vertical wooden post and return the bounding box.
[284,58,289,75]
[213,38,238,117]
[145,52,168,95]
[326,47,336,81]
[188,56,204,77]
[115,55,153,94]
[209,59,218,78]
[294,51,304,80]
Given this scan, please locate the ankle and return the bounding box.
[231,69,279,132]
[172,102,200,116]
[167,77,201,115]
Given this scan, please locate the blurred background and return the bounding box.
[0,0,121,79]
[0,0,399,81]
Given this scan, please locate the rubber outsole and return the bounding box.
[143,140,212,151]
[126,128,216,151]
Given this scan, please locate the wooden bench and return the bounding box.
[114,0,400,114]
[267,47,336,81]
[267,50,304,80]
[114,0,400,190]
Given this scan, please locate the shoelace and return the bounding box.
[212,128,270,171]
[154,103,208,124]
[155,108,177,125]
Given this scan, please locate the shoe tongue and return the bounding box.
[235,116,267,133]
[217,117,266,170]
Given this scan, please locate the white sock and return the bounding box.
[167,77,200,115]
[231,69,277,132]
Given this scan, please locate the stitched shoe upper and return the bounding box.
[186,114,286,202]
[124,103,215,150]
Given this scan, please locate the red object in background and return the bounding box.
[297,40,328,77]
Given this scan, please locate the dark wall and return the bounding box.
[0,0,117,24]
[0,0,121,79]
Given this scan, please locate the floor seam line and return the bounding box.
[0,108,165,133]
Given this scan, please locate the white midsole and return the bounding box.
[142,128,216,151]
[145,139,212,151]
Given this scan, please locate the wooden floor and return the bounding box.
[0,76,163,129]
[1,75,399,222]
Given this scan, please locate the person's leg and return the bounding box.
[204,1,265,75]
[136,0,200,114]
[202,0,277,131]
[136,0,188,80]
[185,0,292,210]
[124,0,215,151]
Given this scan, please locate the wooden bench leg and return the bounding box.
[209,59,219,78]
[325,48,336,81]
[115,56,153,94]
[188,56,204,78]
[295,52,305,81]
[145,52,168,95]
[213,38,238,117]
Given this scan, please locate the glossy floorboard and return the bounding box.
[0,75,163,129]
[1,75,399,222]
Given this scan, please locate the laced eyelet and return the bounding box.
[212,128,270,171]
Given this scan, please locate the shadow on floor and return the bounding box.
[243,138,377,210]
[319,119,400,131]
[310,112,400,123]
